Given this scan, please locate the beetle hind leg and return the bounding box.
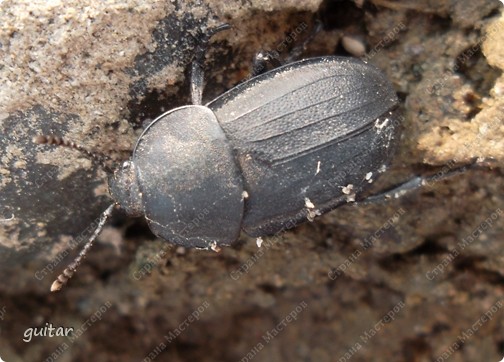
[356,159,496,205]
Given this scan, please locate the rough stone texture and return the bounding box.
[0,0,503,362]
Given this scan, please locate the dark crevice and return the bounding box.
[431,321,451,334]
[497,339,504,355]
[127,86,190,129]
[258,283,281,294]
[452,254,486,270]
[318,0,367,30]
[453,47,501,120]
[452,255,504,285]
[408,238,449,256]
[377,238,448,272]
[482,7,501,20]
[124,218,156,240]
[401,336,432,361]
[126,12,209,127]
[377,253,410,272]
[426,15,453,36]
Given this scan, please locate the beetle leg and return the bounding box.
[250,51,283,77]
[190,24,230,105]
[250,20,323,77]
[357,159,495,204]
[284,19,323,63]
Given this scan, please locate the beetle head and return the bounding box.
[108,161,143,217]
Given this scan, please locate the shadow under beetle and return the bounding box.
[34,24,484,291]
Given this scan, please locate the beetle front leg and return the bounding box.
[250,20,323,77]
[190,24,230,105]
[284,19,323,63]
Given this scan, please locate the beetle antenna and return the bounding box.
[33,134,113,173]
[50,203,115,292]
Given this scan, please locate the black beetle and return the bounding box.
[109,56,401,247]
[38,25,404,290]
